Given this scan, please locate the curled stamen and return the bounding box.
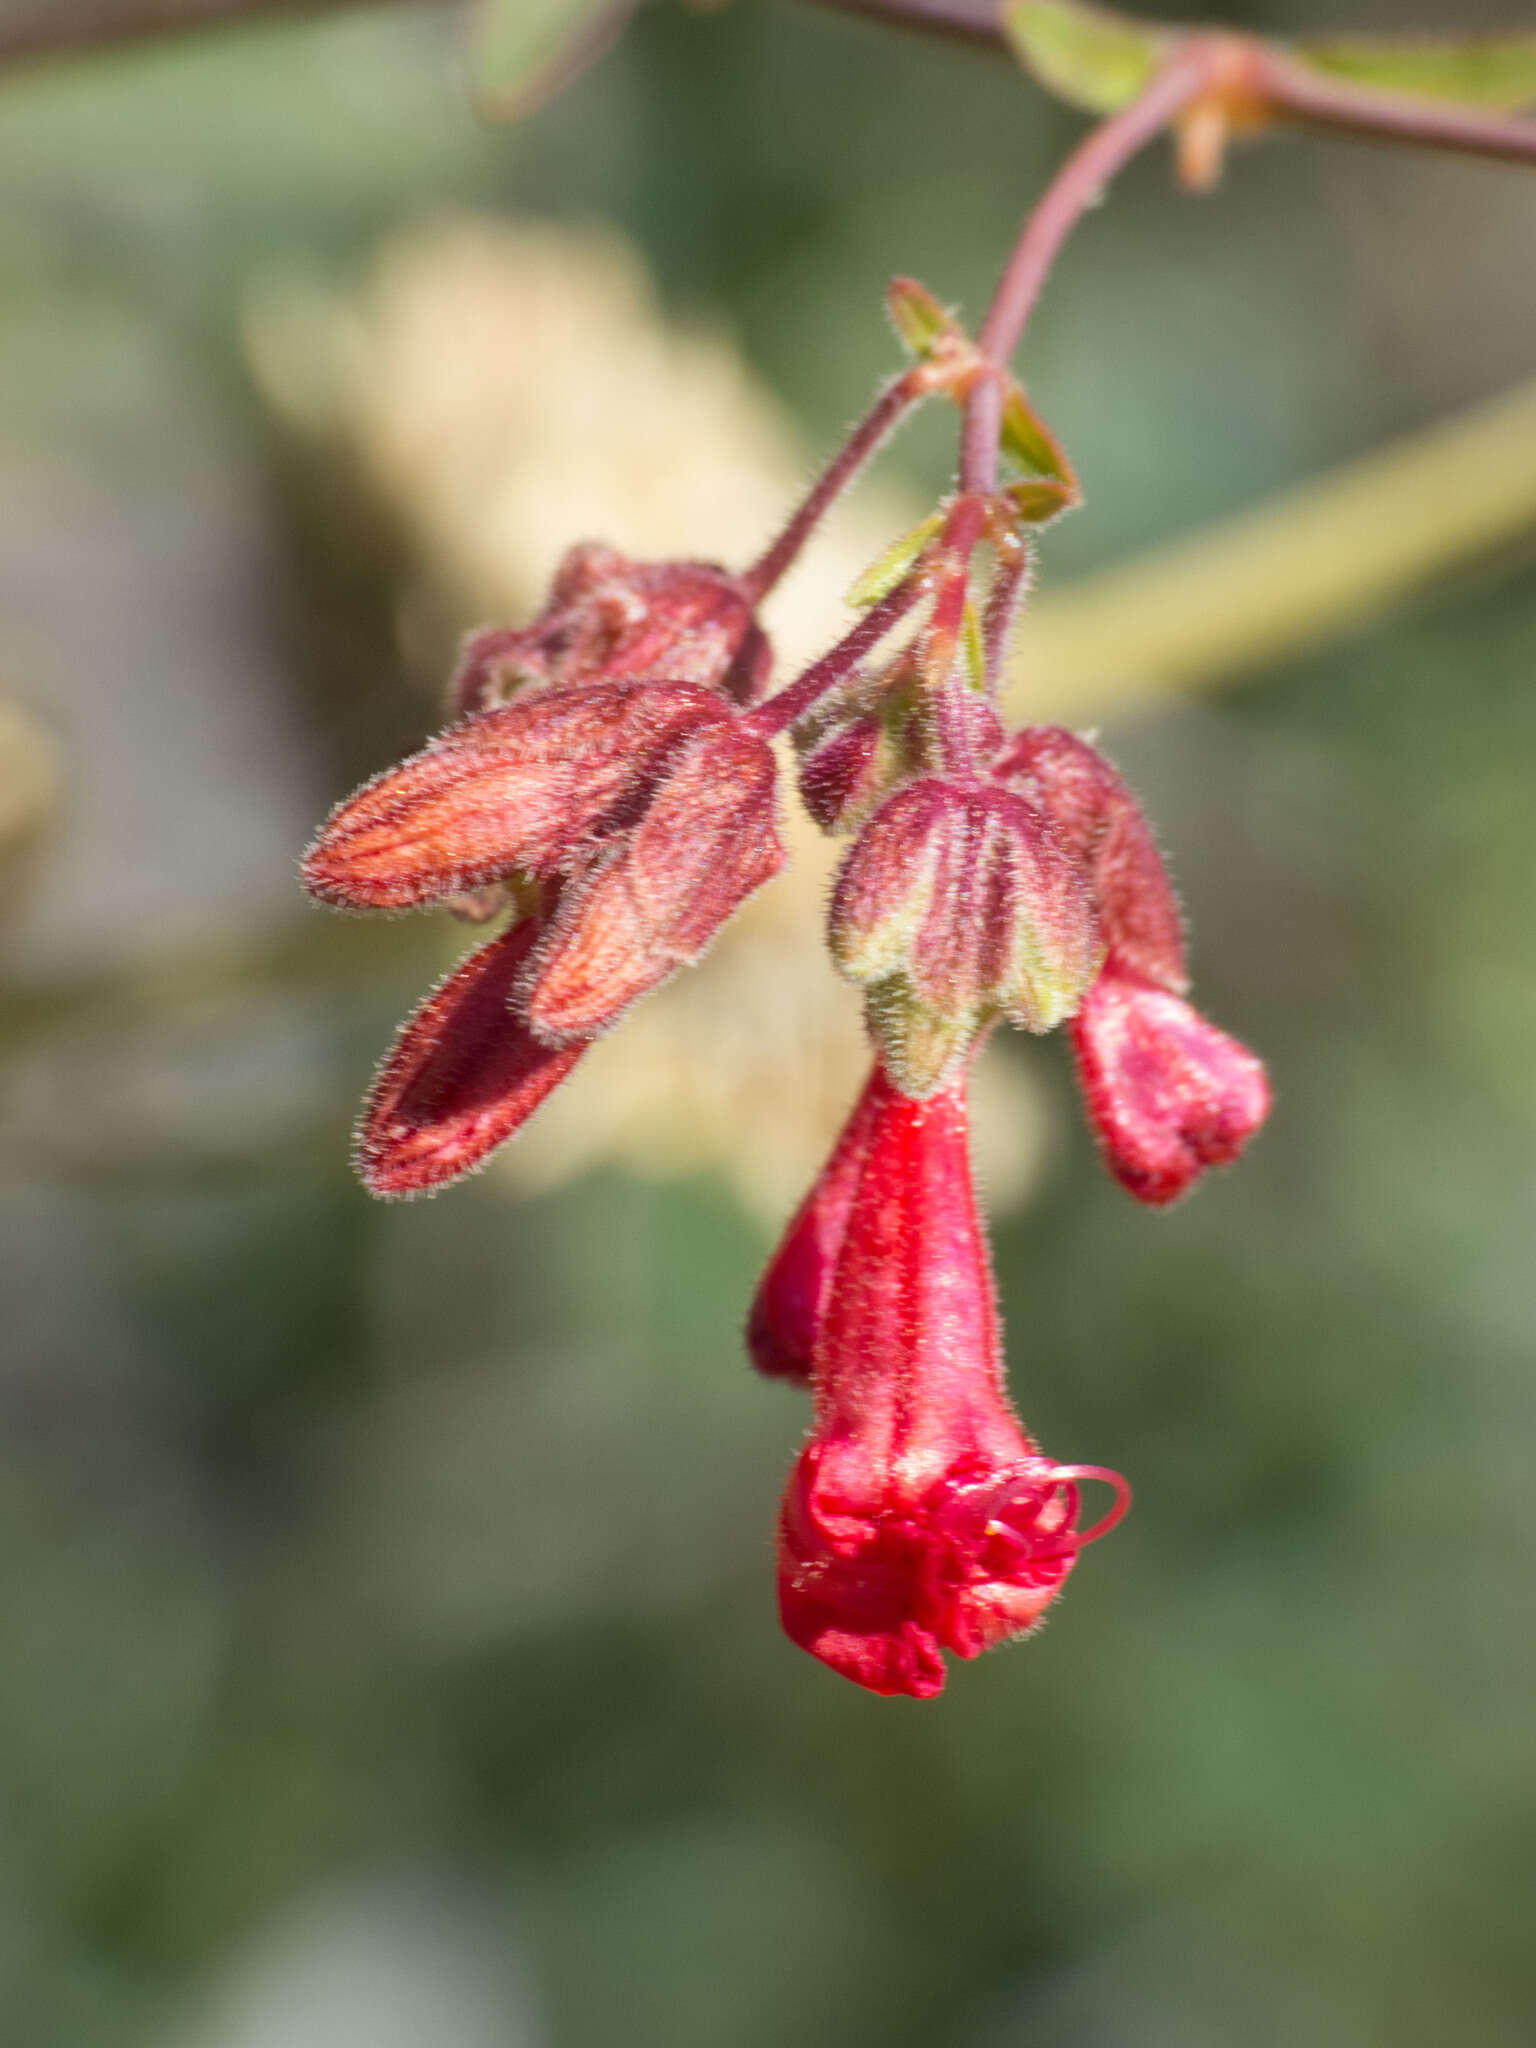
[1047,1465,1134,1548]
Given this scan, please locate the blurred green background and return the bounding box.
[3,2,1536,2044]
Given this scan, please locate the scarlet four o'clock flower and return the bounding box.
[772,1064,1128,1699]
[303,475,1268,1688]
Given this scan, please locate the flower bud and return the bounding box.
[356,912,587,1197]
[520,715,783,1041]
[1071,960,1271,1204]
[301,681,732,911]
[996,724,1185,992]
[777,1066,1129,1697]
[450,543,770,717]
[829,778,1102,1095]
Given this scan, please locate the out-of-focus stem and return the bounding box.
[0,0,393,68]
[1257,46,1536,167]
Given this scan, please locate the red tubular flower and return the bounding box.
[997,726,1270,1202]
[746,1067,886,1385]
[777,1064,1129,1699]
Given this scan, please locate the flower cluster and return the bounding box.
[302,290,1271,1695]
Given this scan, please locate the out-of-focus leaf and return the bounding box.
[848,512,944,608]
[1292,33,1536,112]
[1002,476,1078,526]
[1003,0,1170,115]
[999,383,1076,490]
[886,276,962,361]
[470,0,638,121]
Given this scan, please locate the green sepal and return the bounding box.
[1002,476,1079,527]
[848,512,944,609]
[1003,0,1170,116]
[886,277,963,361]
[999,383,1077,491]
[961,599,988,691]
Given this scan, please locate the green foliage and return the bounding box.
[470,0,634,117]
[1293,32,1536,112]
[1003,0,1168,115]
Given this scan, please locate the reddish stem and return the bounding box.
[740,370,928,605]
[980,530,1031,690]
[1257,47,1536,167]
[961,52,1212,494]
[743,576,924,739]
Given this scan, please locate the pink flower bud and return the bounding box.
[829,778,1101,1095]
[1071,959,1271,1205]
[356,912,587,1198]
[300,681,733,911]
[777,1066,1129,1698]
[797,717,884,834]
[520,715,783,1041]
[995,725,1186,992]
[746,1068,886,1384]
[450,543,770,717]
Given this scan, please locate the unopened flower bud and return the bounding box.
[301,680,736,911]
[450,542,770,717]
[356,912,587,1197]
[1071,960,1270,1204]
[829,778,1101,1095]
[521,714,783,1041]
[996,724,1185,992]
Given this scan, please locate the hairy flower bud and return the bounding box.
[304,672,783,1195]
[777,1065,1129,1698]
[301,681,731,911]
[357,912,587,1197]
[450,542,770,717]
[521,715,783,1041]
[829,778,1101,1095]
[1071,960,1271,1204]
[995,724,1185,991]
[998,727,1270,1200]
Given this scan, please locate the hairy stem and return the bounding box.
[744,577,924,738]
[740,371,928,605]
[960,52,1211,493]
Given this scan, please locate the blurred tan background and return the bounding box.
[3,2,1536,2044]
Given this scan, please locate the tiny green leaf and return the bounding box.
[1003,0,1170,116]
[1293,32,1536,112]
[886,277,962,361]
[471,0,636,120]
[848,513,945,609]
[999,383,1076,489]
